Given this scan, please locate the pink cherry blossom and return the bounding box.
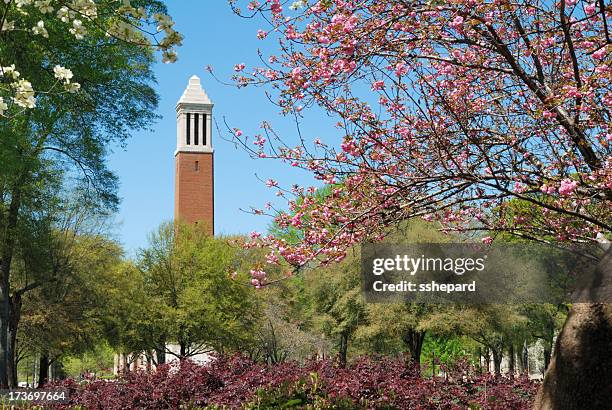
[229,0,611,282]
[394,62,408,77]
[449,15,464,29]
[592,48,606,59]
[265,179,278,187]
[270,0,282,14]
[558,179,578,196]
[371,80,385,91]
[585,3,597,14]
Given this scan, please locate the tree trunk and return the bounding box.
[0,276,8,388]
[491,348,503,377]
[517,340,527,374]
[155,346,166,365]
[508,343,515,377]
[178,325,188,359]
[402,328,425,372]
[37,354,49,388]
[543,345,552,375]
[122,353,129,372]
[0,183,24,388]
[7,293,22,388]
[338,332,348,368]
[534,303,612,409]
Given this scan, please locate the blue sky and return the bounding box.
[109,1,330,254]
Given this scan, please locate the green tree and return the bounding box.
[18,228,123,386]
[132,222,260,360]
[0,0,173,387]
[305,251,365,367]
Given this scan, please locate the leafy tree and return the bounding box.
[62,342,115,379]
[18,229,123,386]
[0,0,179,387]
[131,222,261,360]
[420,334,475,377]
[305,251,365,367]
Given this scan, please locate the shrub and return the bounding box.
[46,355,538,409]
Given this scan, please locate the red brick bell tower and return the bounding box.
[174,75,214,234]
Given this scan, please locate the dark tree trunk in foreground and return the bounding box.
[535,248,612,409]
[7,293,22,387]
[0,181,25,388]
[37,355,49,388]
[543,346,552,375]
[534,304,612,409]
[402,329,425,373]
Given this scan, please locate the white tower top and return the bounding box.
[178,75,213,105]
[175,75,213,154]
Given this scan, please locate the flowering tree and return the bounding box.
[0,0,181,117]
[228,0,611,407]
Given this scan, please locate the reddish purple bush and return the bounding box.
[47,355,538,409]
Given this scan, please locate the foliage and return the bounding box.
[0,0,181,116]
[229,0,611,275]
[106,222,262,360]
[0,0,178,387]
[46,354,539,409]
[18,232,124,360]
[62,343,115,378]
[420,334,476,377]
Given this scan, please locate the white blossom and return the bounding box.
[289,1,307,10]
[15,0,33,7]
[53,65,74,83]
[69,19,86,39]
[154,13,174,31]
[0,97,8,115]
[65,82,81,93]
[73,0,97,18]
[14,80,36,108]
[32,20,48,37]
[35,0,53,14]
[1,65,20,79]
[162,50,177,64]
[56,6,74,23]
[1,20,15,31]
